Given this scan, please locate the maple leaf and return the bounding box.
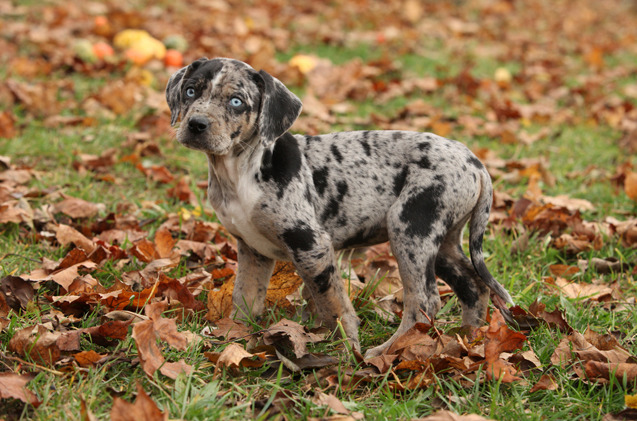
[131,300,193,379]
[205,343,266,374]
[483,309,526,382]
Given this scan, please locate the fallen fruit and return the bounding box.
[73,39,97,63]
[162,34,188,53]
[92,42,114,60]
[164,49,183,67]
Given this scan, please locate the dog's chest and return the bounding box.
[211,169,285,260]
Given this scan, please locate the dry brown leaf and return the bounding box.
[0,275,34,311]
[154,227,177,259]
[160,360,193,379]
[110,384,167,421]
[263,318,325,359]
[414,410,495,421]
[529,374,559,393]
[585,361,637,383]
[206,276,235,322]
[53,197,102,219]
[625,172,637,201]
[552,277,613,301]
[483,309,526,382]
[167,176,197,204]
[385,323,439,360]
[132,301,192,378]
[551,331,632,368]
[205,343,266,373]
[8,325,61,365]
[366,353,398,373]
[484,309,527,361]
[0,199,34,224]
[56,224,96,253]
[311,390,349,415]
[0,110,18,139]
[265,261,303,310]
[210,317,251,340]
[0,373,40,407]
[74,350,105,367]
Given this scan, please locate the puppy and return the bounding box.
[166,57,513,357]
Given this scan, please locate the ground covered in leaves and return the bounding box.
[1,0,637,420]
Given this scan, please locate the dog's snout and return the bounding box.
[188,116,210,133]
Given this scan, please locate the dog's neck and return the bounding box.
[205,134,265,209]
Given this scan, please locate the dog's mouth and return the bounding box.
[176,129,232,155]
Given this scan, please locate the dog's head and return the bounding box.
[166,57,302,155]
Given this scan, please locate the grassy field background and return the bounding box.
[1,0,637,420]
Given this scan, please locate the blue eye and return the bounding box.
[229,97,243,108]
[185,88,195,98]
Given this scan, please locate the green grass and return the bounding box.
[2,11,637,421]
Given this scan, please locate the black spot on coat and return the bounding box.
[400,184,445,237]
[312,167,329,196]
[281,225,316,253]
[331,144,343,163]
[360,139,372,156]
[313,265,335,294]
[393,167,409,196]
[467,155,484,169]
[260,132,302,194]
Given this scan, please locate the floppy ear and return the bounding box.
[255,70,302,147]
[165,57,208,126]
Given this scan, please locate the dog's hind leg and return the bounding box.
[435,220,490,327]
[364,192,444,358]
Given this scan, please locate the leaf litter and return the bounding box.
[1,0,637,418]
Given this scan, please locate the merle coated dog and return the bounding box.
[166,57,513,357]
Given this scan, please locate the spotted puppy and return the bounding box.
[166,57,513,357]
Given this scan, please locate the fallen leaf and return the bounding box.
[209,317,251,340]
[0,373,40,407]
[263,318,325,359]
[264,262,303,310]
[529,374,558,393]
[551,277,613,301]
[110,383,167,421]
[8,324,61,365]
[206,276,235,322]
[624,171,637,201]
[0,275,34,311]
[206,343,266,374]
[551,331,632,368]
[53,197,103,219]
[132,300,192,378]
[0,110,18,138]
[414,410,495,421]
[483,309,526,382]
[585,361,637,383]
[311,390,349,415]
[56,224,96,253]
[74,350,105,367]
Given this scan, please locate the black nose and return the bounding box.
[188,116,210,133]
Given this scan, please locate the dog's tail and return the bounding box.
[469,169,514,306]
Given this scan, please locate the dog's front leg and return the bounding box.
[284,230,361,351]
[232,238,276,321]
